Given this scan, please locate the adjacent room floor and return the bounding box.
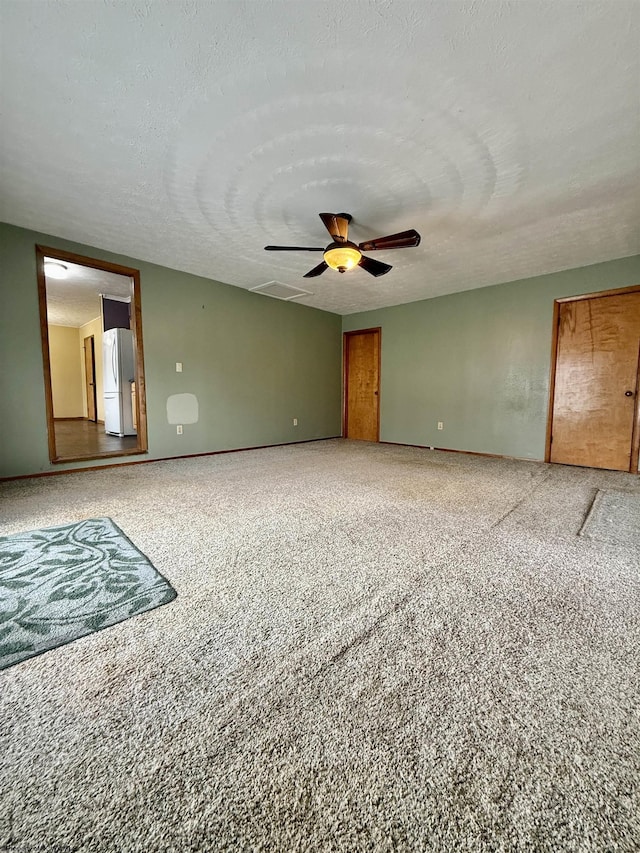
[53,418,137,458]
[0,440,638,852]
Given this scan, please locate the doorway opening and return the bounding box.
[546,285,640,473]
[36,245,148,464]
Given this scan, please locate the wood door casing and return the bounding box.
[549,290,640,472]
[36,244,148,464]
[343,328,380,441]
[83,335,97,422]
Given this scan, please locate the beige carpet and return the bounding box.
[580,489,640,545]
[1,440,639,852]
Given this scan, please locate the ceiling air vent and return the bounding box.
[250,281,313,301]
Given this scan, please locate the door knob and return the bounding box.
[625,390,634,397]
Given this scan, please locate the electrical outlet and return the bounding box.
[176,362,183,373]
[437,421,444,430]
[293,418,298,426]
[176,425,183,435]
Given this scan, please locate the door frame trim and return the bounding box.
[545,283,640,473]
[342,327,381,441]
[36,244,148,463]
[83,334,97,422]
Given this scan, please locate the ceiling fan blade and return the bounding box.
[264,245,325,252]
[358,256,392,277]
[319,213,351,243]
[303,261,329,278]
[358,229,421,252]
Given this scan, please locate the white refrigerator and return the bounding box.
[103,328,137,436]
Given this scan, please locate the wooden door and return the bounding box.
[344,328,380,441]
[83,335,97,422]
[549,290,640,472]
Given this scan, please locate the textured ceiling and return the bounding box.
[44,259,132,328]
[1,1,639,315]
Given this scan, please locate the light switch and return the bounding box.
[176,362,183,372]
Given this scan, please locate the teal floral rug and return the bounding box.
[0,517,177,670]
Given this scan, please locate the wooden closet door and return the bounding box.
[344,329,380,441]
[550,291,640,471]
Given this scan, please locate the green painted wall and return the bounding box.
[343,256,640,460]
[0,223,342,478]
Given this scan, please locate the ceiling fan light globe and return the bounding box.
[323,242,362,272]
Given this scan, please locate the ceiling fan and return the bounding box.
[264,213,421,278]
